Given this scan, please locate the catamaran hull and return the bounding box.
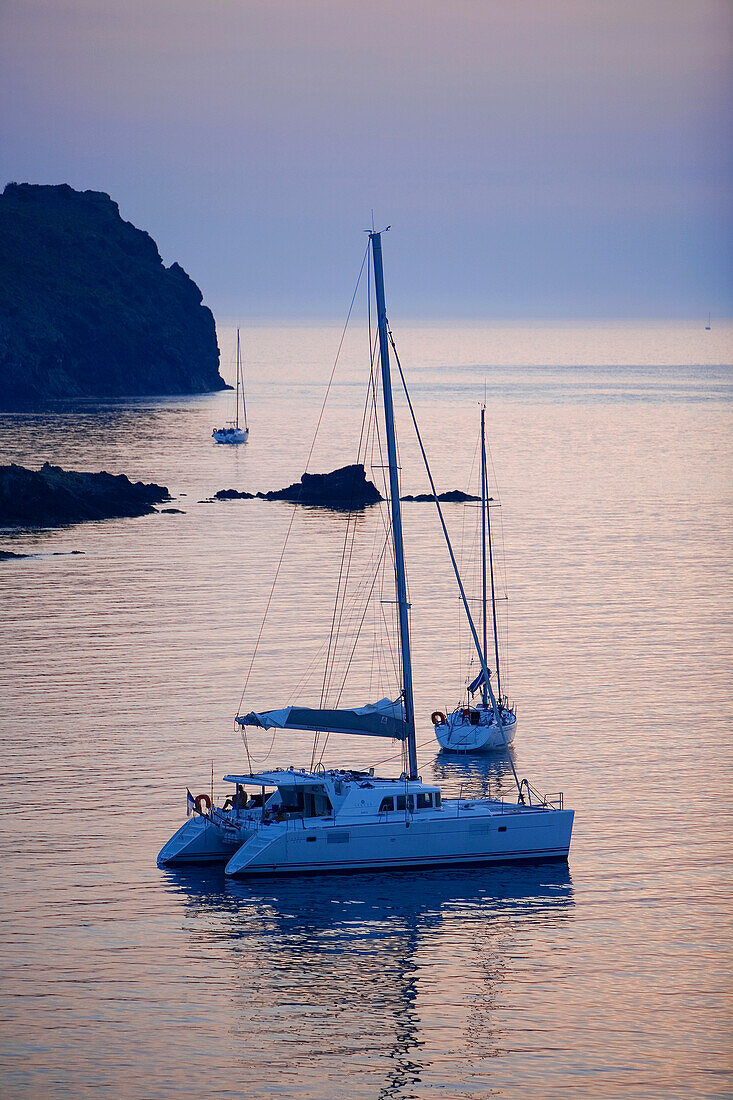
[157,815,250,867]
[435,715,517,753]
[224,808,573,878]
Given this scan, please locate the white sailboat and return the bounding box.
[433,407,518,753]
[158,231,573,876]
[212,327,249,444]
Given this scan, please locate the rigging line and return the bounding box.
[315,270,385,762]
[387,327,524,799]
[234,241,370,724]
[316,525,392,767]
[366,733,439,771]
[319,344,383,713]
[240,727,253,773]
[305,238,370,477]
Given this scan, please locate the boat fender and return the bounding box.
[431,710,446,726]
[194,793,212,813]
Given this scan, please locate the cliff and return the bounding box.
[0,463,169,528]
[0,182,226,402]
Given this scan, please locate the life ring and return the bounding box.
[194,793,212,813]
[431,710,446,726]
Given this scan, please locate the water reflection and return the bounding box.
[430,748,517,799]
[162,864,573,1099]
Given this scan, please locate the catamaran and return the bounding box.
[433,406,517,753]
[212,327,249,444]
[158,230,573,876]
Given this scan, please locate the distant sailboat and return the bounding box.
[432,407,517,753]
[213,328,249,444]
[705,314,711,331]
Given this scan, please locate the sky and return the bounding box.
[1,0,731,320]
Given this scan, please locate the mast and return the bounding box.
[370,230,418,780]
[481,411,502,701]
[235,328,240,431]
[480,407,489,708]
[240,330,249,431]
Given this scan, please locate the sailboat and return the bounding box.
[212,327,249,444]
[705,313,711,331]
[433,407,518,753]
[158,230,573,876]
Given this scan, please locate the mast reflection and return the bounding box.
[162,864,573,1098]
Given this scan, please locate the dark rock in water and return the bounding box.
[214,464,383,510]
[262,464,383,509]
[0,549,26,560]
[0,463,169,528]
[400,489,482,502]
[214,488,255,500]
[0,182,226,403]
[159,507,185,514]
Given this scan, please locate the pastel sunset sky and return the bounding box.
[2,0,731,318]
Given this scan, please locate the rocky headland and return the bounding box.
[0,463,169,528]
[0,182,226,403]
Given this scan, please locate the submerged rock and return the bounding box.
[214,463,383,510]
[0,463,169,528]
[0,182,226,403]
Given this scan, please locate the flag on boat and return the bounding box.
[236,696,408,740]
[186,788,195,817]
[468,668,491,695]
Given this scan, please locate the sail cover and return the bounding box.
[468,668,490,694]
[236,697,408,740]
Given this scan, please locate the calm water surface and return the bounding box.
[0,323,731,1098]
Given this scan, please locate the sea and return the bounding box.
[0,321,731,1099]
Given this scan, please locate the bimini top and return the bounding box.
[224,769,352,787]
[236,697,407,740]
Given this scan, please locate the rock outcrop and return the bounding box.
[0,182,226,402]
[214,463,384,510]
[0,463,169,528]
[212,465,485,510]
[400,489,481,502]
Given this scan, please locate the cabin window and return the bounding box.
[278,787,304,813]
[379,796,394,812]
[314,792,332,816]
[498,825,507,832]
[396,795,406,811]
[435,792,441,808]
[416,793,432,809]
[304,791,333,817]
